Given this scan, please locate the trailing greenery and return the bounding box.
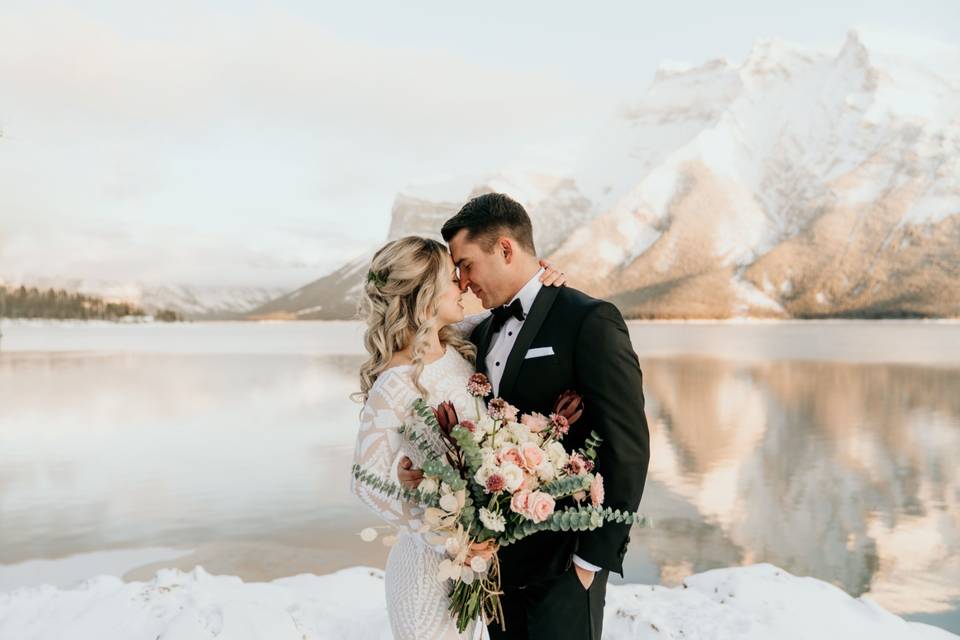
[350,462,440,508]
[581,430,603,461]
[499,505,653,546]
[540,473,592,499]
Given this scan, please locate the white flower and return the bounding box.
[437,558,459,582]
[506,422,532,444]
[479,507,506,532]
[500,463,524,492]
[439,492,459,512]
[470,555,489,574]
[461,566,476,584]
[536,459,556,482]
[418,477,438,495]
[473,464,496,486]
[478,415,497,435]
[546,441,569,468]
[359,527,378,542]
[444,535,462,557]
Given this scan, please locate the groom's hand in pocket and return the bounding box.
[574,564,596,590]
[397,456,423,490]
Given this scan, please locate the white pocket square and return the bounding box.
[525,346,555,359]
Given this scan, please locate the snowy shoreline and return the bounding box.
[1,563,956,639]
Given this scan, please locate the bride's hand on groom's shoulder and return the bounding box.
[397,456,423,490]
[538,259,568,287]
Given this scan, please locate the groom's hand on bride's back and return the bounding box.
[397,456,423,490]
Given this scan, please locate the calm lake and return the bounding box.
[1,319,958,633]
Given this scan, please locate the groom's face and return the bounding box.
[448,229,511,309]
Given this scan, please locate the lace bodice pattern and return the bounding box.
[349,314,490,640]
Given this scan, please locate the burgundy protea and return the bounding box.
[553,390,584,426]
[467,373,492,398]
[485,473,506,493]
[488,398,519,423]
[432,401,459,436]
[548,413,570,438]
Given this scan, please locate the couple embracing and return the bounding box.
[350,193,650,639]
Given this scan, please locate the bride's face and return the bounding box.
[434,254,465,327]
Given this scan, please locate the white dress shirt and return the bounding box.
[483,267,601,574]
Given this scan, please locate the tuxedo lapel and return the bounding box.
[498,286,560,400]
[474,315,495,376]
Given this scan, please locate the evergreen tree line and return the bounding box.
[0,285,181,321]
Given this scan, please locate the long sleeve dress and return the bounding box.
[350,314,490,639]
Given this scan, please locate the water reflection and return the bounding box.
[0,323,958,632]
[630,357,960,621]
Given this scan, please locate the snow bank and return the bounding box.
[0,563,954,639]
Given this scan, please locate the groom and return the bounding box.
[402,192,650,639]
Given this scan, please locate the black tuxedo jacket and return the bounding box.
[470,285,650,587]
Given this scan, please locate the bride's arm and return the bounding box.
[450,310,491,336]
[350,383,425,532]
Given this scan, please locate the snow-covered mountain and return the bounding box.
[2,276,286,320]
[255,30,960,320]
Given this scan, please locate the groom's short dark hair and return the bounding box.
[441,192,536,255]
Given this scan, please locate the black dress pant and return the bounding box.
[487,565,610,640]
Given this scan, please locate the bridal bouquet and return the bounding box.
[352,373,652,632]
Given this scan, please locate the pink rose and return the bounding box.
[527,491,556,523]
[499,446,525,468]
[590,473,605,507]
[510,490,531,515]
[521,412,550,433]
[520,444,544,471]
[521,472,538,492]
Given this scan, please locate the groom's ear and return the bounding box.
[498,237,515,264]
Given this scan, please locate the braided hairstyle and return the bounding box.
[353,236,476,403]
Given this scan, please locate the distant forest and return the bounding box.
[0,285,181,321]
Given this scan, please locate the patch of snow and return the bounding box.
[0,563,954,639]
[731,277,786,315]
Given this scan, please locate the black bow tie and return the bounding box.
[490,298,525,334]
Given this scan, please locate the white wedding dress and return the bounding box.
[351,315,491,640]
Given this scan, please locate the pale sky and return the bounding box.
[0,0,956,288]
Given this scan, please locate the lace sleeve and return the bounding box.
[350,378,424,533]
[451,310,491,336]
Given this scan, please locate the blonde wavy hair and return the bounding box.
[353,236,477,404]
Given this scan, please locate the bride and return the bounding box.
[349,235,565,640]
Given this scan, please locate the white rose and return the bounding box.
[478,415,497,435]
[546,441,569,468]
[536,459,556,482]
[505,422,528,444]
[473,464,496,486]
[478,507,506,532]
[500,463,524,492]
